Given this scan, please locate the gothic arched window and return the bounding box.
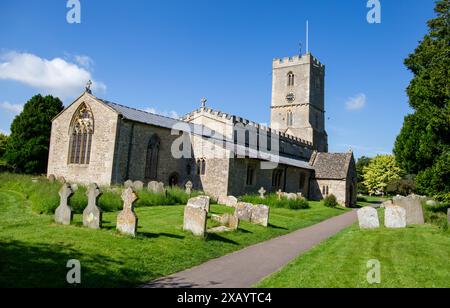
[69,103,94,165]
[287,72,295,86]
[196,158,206,176]
[145,134,160,180]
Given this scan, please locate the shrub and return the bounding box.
[423,201,449,232]
[323,194,338,208]
[240,193,310,210]
[386,177,416,196]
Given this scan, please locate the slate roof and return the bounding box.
[311,152,352,179]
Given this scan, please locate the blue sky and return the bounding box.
[0,0,436,158]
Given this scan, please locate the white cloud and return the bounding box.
[0,102,23,114]
[74,55,94,69]
[345,93,366,111]
[0,51,106,99]
[144,107,179,119]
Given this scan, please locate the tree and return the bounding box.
[0,133,8,158]
[394,0,450,194]
[415,153,450,197]
[356,156,371,194]
[4,94,63,174]
[363,155,403,196]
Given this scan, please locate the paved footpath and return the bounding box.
[142,210,357,288]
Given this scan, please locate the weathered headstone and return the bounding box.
[148,181,165,194]
[258,187,266,199]
[251,205,270,227]
[116,187,139,237]
[393,195,424,225]
[211,213,239,231]
[285,193,298,200]
[133,180,144,191]
[381,200,393,208]
[83,183,103,229]
[187,196,210,213]
[357,207,380,229]
[55,183,74,225]
[235,202,254,222]
[183,204,207,237]
[385,206,407,229]
[185,181,193,195]
[217,195,238,207]
[48,174,56,183]
[58,176,66,184]
[124,180,133,188]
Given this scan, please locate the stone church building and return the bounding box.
[47,53,357,207]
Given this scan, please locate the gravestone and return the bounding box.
[251,205,270,227]
[258,187,266,199]
[48,174,56,183]
[297,192,304,199]
[381,200,393,208]
[148,181,165,194]
[393,195,424,225]
[211,213,239,231]
[357,207,380,229]
[235,202,254,222]
[385,206,407,229]
[58,176,66,184]
[187,196,210,213]
[276,190,283,200]
[426,199,437,207]
[117,187,139,237]
[133,181,144,191]
[217,195,238,208]
[124,180,133,189]
[83,183,103,229]
[185,181,193,195]
[183,204,207,237]
[285,193,298,200]
[55,183,74,225]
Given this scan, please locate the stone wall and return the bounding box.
[47,93,119,186]
[310,179,348,206]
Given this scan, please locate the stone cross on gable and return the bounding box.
[55,183,74,225]
[85,80,92,94]
[258,187,266,199]
[201,97,207,109]
[83,183,103,229]
[117,187,139,237]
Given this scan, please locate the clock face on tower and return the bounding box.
[286,92,296,103]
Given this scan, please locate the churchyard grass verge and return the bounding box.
[0,173,349,287]
[256,207,450,288]
[240,194,310,210]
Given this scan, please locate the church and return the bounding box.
[47,52,357,207]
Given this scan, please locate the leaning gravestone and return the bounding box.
[251,205,270,227]
[357,207,380,229]
[124,180,133,189]
[235,202,254,222]
[217,195,238,208]
[117,187,139,237]
[55,183,74,225]
[132,181,144,191]
[211,213,239,231]
[183,203,207,237]
[187,196,210,213]
[48,174,56,183]
[385,206,407,229]
[393,195,424,225]
[83,183,103,229]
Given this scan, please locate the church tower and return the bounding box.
[270,53,328,152]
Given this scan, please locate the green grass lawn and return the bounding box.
[0,187,349,288]
[256,209,450,288]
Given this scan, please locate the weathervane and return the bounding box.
[85,80,92,94]
[201,97,207,109]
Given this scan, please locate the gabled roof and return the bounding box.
[311,152,353,179]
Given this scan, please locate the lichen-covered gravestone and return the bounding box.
[55,183,74,225]
[357,207,380,229]
[211,213,239,231]
[124,180,133,189]
[183,203,208,237]
[251,205,270,227]
[258,187,266,199]
[132,181,144,191]
[83,183,103,229]
[148,181,165,194]
[217,195,238,207]
[187,196,210,213]
[48,174,56,183]
[393,195,424,225]
[185,181,193,195]
[117,187,139,237]
[385,206,407,228]
[235,202,254,222]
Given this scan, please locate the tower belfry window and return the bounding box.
[287,72,295,87]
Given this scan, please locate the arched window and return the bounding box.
[145,134,160,180]
[287,111,293,127]
[287,72,295,86]
[69,103,94,165]
[272,170,283,188]
[196,158,206,176]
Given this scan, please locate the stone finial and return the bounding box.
[185,181,193,195]
[85,80,92,94]
[55,183,74,225]
[258,187,266,199]
[83,183,103,229]
[117,187,139,237]
[201,97,207,109]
